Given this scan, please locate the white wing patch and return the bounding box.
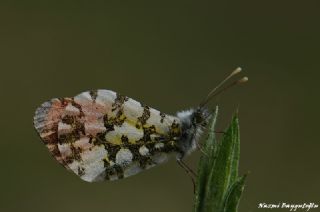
[123,98,144,120]
[58,122,72,135]
[139,145,149,156]
[116,148,133,166]
[65,103,80,116]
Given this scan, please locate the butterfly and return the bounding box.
[33,68,247,182]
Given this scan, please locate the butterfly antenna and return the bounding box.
[199,67,247,108]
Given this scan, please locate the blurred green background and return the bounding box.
[1,1,319,212]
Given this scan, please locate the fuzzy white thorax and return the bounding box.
[176,109,206,158]
[176,109,194,125]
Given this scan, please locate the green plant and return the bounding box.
[194,107,247,212]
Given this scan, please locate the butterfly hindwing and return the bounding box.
[34,89,182,182]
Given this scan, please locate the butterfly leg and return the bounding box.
[214,130,226,134]
[176,159,197,193]
[196,131,225,157]
[195,140,208,157]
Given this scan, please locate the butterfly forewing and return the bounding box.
[33,89,182,182]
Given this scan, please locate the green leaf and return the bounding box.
[205,114,240,211]
[194,110,247,212]
[223,174,247,212]
[194,106,219,212]
[228,114,240,186]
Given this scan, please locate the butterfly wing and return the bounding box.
[34,89,182,182]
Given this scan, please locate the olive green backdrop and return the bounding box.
[1,1,319,212]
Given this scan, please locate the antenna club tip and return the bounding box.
[238,76,249,83]
[236,67,242,71]
[231,67,242,76]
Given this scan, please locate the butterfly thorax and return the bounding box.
[175,107,210,158]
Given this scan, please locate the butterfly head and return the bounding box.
[192,107,211,127]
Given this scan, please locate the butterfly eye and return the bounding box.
[193,111,204,124]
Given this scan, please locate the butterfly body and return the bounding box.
[34,89,209,182]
